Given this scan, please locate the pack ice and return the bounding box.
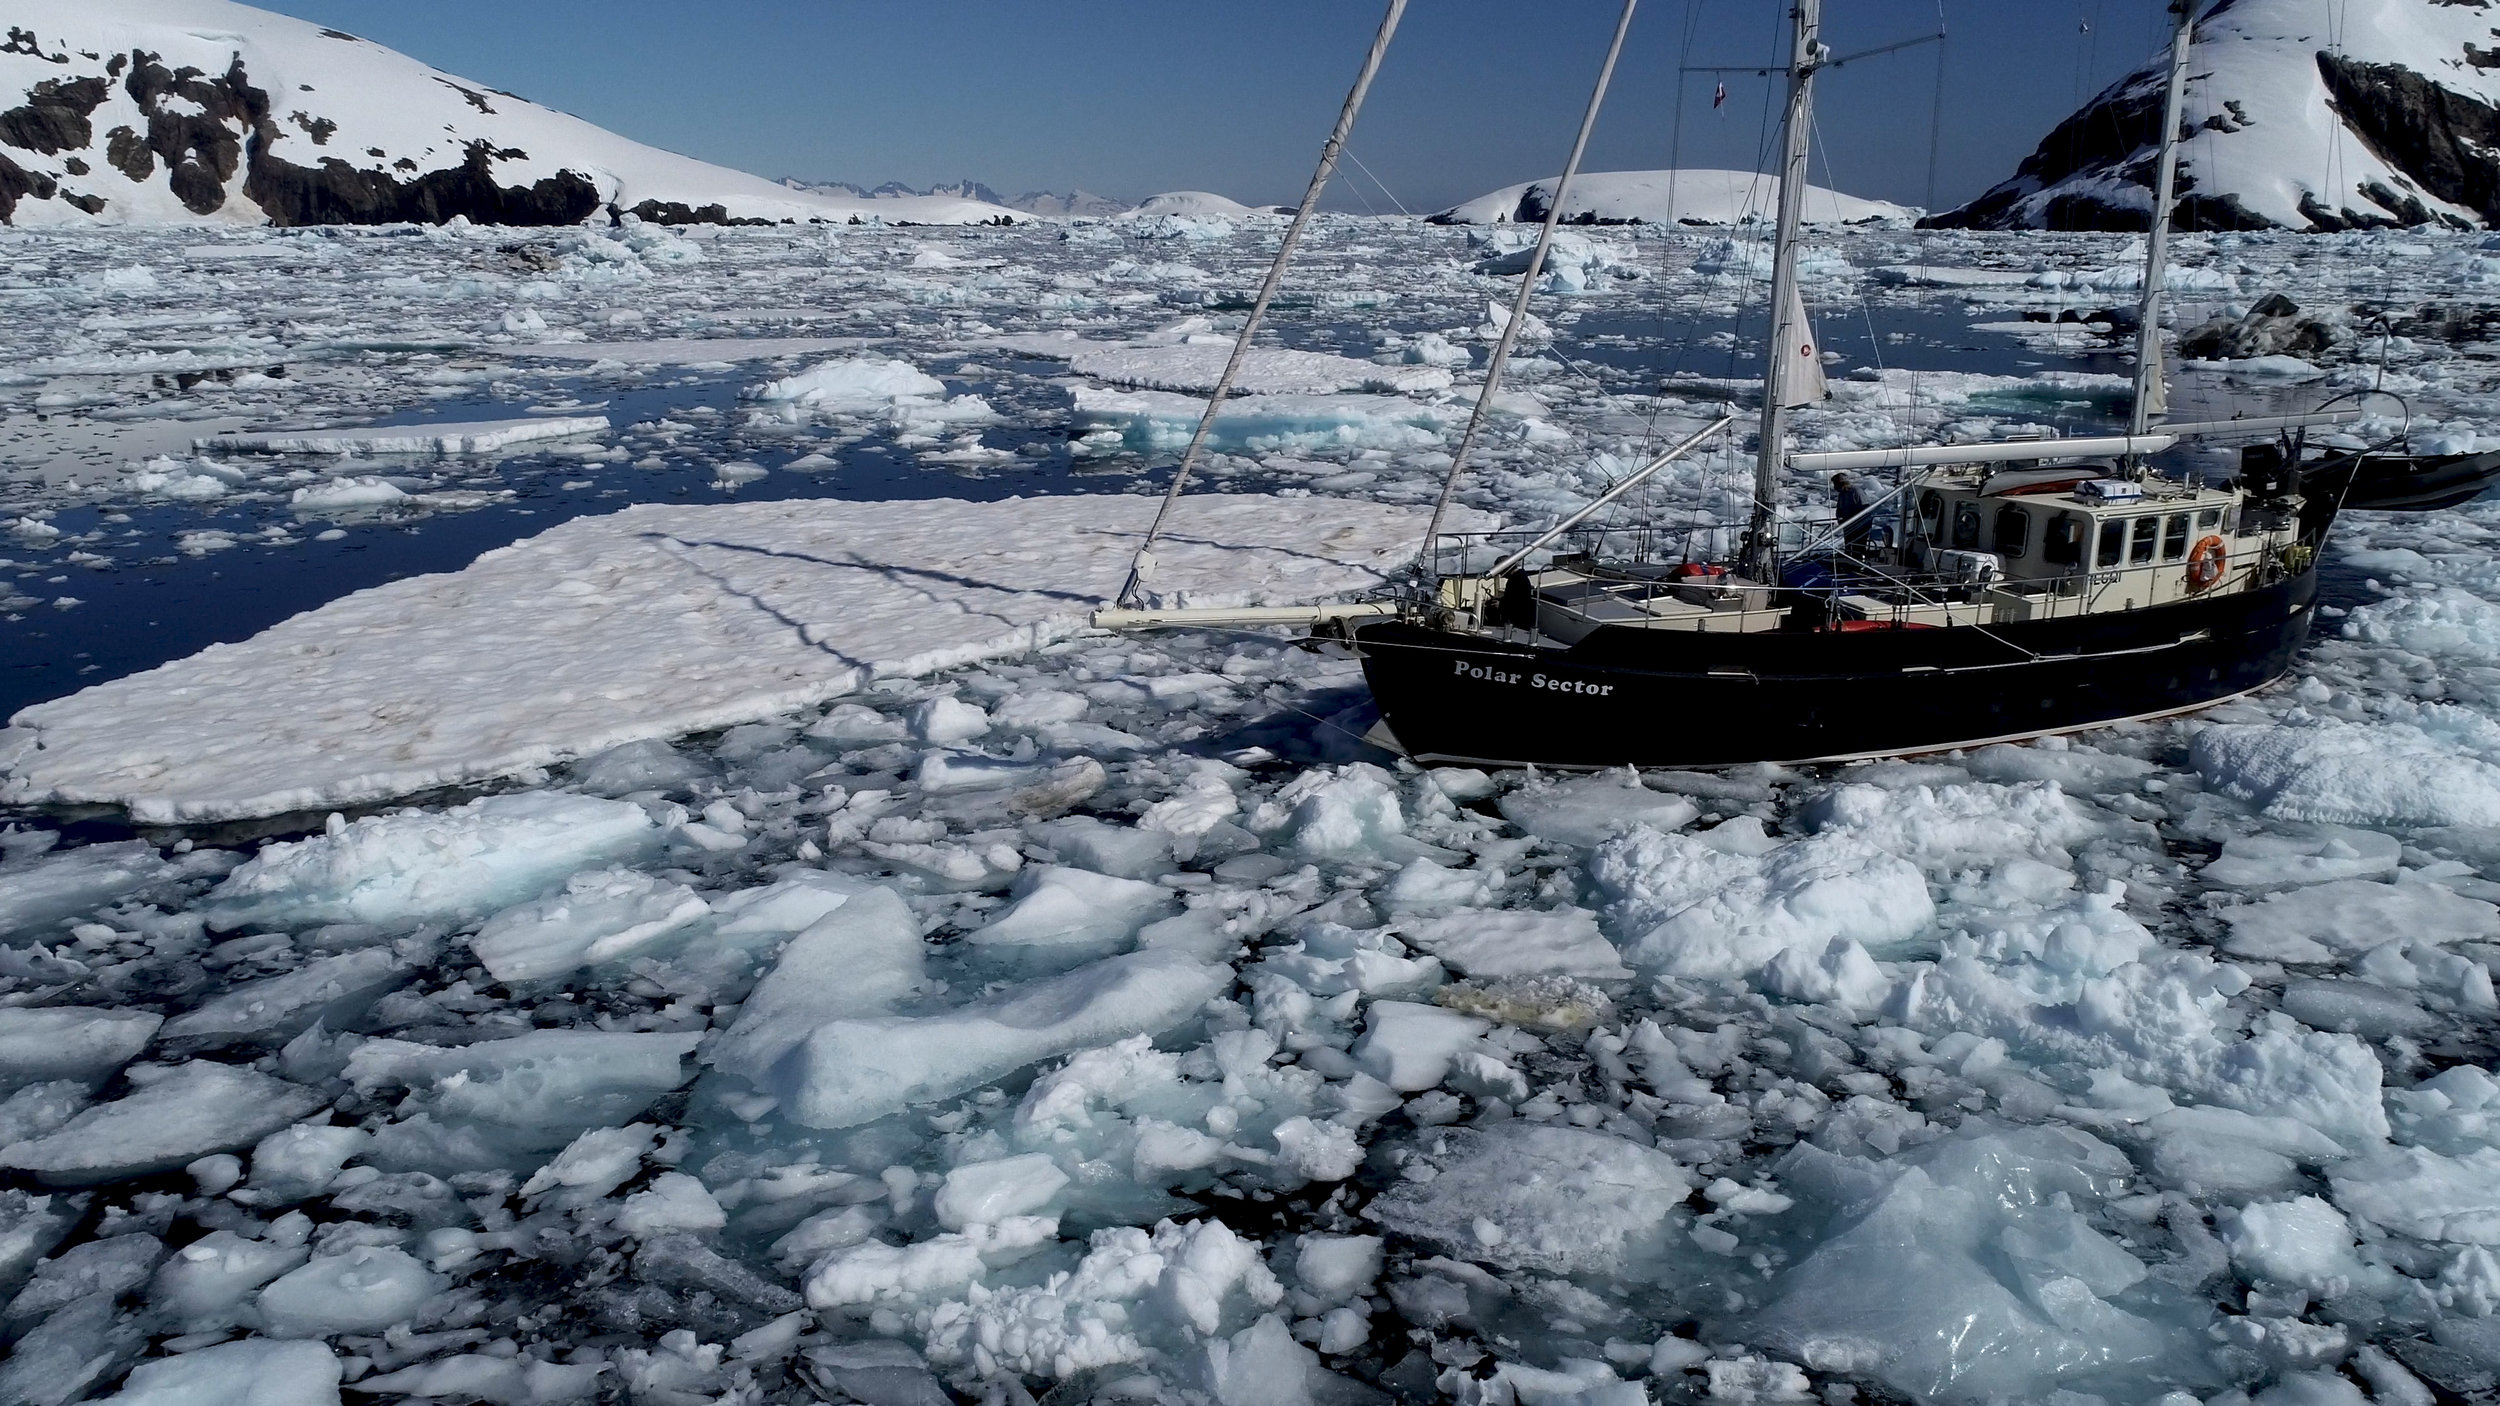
[11,184,2500,1406]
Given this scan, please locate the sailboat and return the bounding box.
[1099,0,2460,770]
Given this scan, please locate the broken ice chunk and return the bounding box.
[202,793,664,932]
[520,1124,658,1208]
[1368,1124,1692,1277]
[0,1062,326,1186]
[348,1031,700,1170]
[93,1337,341,1406]
[1591,826,1932,978]
[933,1154,1070,1230]
[243,1123,371,1206]
[0,842,200,943]
[2202,826,2401,889]
[352,1352,609,1403]
[159,947,413,1048]
[4,1233,164,1336]
[778,951,1231,1128]
[1026,815,1175,880]
[617,1172,728,1238]
[468,867,710,983]
[2331,1144,2500,1245]
[1397,908,1630,981]
[1496,771,1698,848]
[1802,780,2096,873]
[146,1230,309,1334]
[969,865,1176,953]
[0,1007,162,1094]
[0,1191,81,1302]
[1376,857,1500,916]
[1351,1001,1487,1093]
[1758,938,1890,1012]
[710,886,925,1085]
[2194,711,2500,828]
[255,1244,446,1339]
[1293,1233,1383,1304]
[1268,765,1429,865]
[2219,879,2497,964]
[910,695,991,744]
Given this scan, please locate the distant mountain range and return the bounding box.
[782,179,1133,217]
[1935,0,2500,231]
[1,0,1022,226]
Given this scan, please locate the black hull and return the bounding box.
[2308,450,2500,513]
[1350,570,2318,769]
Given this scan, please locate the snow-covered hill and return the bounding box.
[0,0,1023,227]
[1431,169,1913,226]
[1124,191,1286,219]
[1935,0,2500,231]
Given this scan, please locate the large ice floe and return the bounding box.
[0,494,1448,822]
[11,210,2500,1406]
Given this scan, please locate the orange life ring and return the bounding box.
[2184,535,2227,592]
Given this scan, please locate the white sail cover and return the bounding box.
[1780,279,1829,409]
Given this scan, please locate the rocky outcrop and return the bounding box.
[0,0,1023,227]
[2177,293,2343,361]
[244,137,600,226]
[1931,0,2500,232]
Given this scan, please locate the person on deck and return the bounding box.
[1832,471,1872,553]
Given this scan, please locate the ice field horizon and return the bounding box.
[8,210,2500,1406]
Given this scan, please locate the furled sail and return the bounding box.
[1779,278,1829,409]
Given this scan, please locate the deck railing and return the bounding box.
[1427,518,2292,622]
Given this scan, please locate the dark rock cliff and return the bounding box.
[0,46,607,226]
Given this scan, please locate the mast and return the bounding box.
[1115,0,1408,609]
[2129,0,2196,454]
[1741,0,1826,581]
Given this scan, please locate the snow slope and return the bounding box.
[1936,0,2500,231]
[1124,191,1282,219]
[1433,169,1913,226]
[0,0,1023,227]
[0,494,1458,822]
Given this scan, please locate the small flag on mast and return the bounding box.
[1712,82,1728,108]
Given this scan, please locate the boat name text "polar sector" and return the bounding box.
[1451,660,1616,695]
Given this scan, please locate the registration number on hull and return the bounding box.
[1451,659,1617,696]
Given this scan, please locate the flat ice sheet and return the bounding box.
[502,337,877,365]
[0,494,1445,822]
[195,416,611,456]
[1062,342,1451,396]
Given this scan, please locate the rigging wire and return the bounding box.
[1342,149,1411,218]
[1665,0,1709,231]
[1420,0,1642,555]
[1924,0,1949,217]
[1115,0,1408,608]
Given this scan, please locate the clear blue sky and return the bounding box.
[249,0,2176,213]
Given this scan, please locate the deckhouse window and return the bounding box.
[2096,518,2125,569]
[2045,513,2085,565]
[1951,503,1982,550]
[2129,517,2158,565]
[1994,505,2030,559]
[2162,513,2190,562]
